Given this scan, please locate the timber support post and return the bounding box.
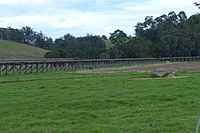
[0,56,200,76]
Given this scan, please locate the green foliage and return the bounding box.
[105,39,113,48]
[109,29,128,45]
[108,11,200,59]
[195,2,200,8]
[135,11,200,57]
[0,40,47,59]
[108,30,152,58]
[45,34,107,59]
[0,72,199,132]
[44,49,67,58]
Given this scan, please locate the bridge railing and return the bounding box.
[0,56,200,76]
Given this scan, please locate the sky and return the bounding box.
[0,0,199,38]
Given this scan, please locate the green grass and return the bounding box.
[0,40,48,59]
[0,71,200,132]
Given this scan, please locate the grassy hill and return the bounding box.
[0,40,48,59]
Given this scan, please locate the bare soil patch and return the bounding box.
[134,76,190,80]
[78,62,200,73]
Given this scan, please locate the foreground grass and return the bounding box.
[0,72,200,132]
[0,40,47,59]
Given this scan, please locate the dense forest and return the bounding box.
[1,8,200,59]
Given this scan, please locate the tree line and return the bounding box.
[1,10,200,59]
[0,26,53,49]
[45,34,107,59]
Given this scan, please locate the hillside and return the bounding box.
[0,40,48,59]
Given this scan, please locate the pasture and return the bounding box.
[0,70,200,133]
[0,40,47,59]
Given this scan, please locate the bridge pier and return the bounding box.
[0,57,199,76]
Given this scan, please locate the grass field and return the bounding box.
[0,71,200,132]
[0,40,47,59]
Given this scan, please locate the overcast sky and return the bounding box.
[0,0,198,38]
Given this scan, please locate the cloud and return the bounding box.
[119,0,197,16]
[0,0,199,38]
[0,0,53,6]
